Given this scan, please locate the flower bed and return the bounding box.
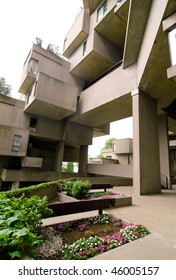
[35,214,150,260]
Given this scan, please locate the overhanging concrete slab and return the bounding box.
[123,0,152,69]
[70,64,136,127]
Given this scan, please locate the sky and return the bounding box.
[0,0,133,157]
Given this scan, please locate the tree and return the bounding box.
[0,77,11,96]
[103,138,117,149]
[33,37,43,47]
[65,162,74,172]
[47,43,61,57]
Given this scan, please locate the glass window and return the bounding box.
[29,118,38,132]
[12,135,22,152]
[28,58,38,74]
[168,27,176,65]
[97,1,107,22]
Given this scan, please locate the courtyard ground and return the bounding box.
[43,186,176,260]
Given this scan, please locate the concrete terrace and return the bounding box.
[43,186,176,260]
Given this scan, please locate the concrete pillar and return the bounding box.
[78,145,88,176]
[158,114,171,189]
[11,181,20,189]
[132,89,161,195]
[54,141,65,178]
[54,119,68,178]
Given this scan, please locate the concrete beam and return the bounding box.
[123,0,152,68]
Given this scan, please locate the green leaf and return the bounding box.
[9,250,21,259]
[0,228,12,238]
[6,213,20,226]
[13,228,28,237]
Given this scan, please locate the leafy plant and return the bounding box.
[4,180,60,199]
[71,180,91,199]
[0,195,52,259]
[63,180,91,199]
[119,224,150,241]
[33,37,43,47]
[0,77,11,96]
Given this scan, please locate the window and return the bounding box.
[29,117,38,132]
[83,40,87,56]
[26,82,37,105]
[12,135,22,152]
[168,27,176,65]
[97,1,107,22]
[28,58,38,74]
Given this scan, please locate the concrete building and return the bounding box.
[0,0,176,195]
[90,138,132,164]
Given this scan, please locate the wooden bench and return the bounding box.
[49,198,112,216]
[91,183,113,192]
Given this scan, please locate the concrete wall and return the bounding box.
[70,29,122,73]
[0,95,29,157]
[29,116,63,141]
[137,0,169,84]
[68,0,122,74]
[87,163,133,178]
[114,138,133,154]
[63,146,80,162]
[66,122,93,145]
[0,95,29,129]
[63,8,90,57]
[36,72,78,111]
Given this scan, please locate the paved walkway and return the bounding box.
[43,186,176,260]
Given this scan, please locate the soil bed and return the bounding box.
[35,214,150,260]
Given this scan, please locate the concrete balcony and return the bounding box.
[63,8,90,58]
[113,138,133,154]
[83,0,102,14]
[70,30,123,82]
[1,168,60,182]
[24,72,78,121]
[18,72,36,94]
[95,0,129,50]
[21,157,43,168]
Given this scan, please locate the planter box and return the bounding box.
[54,192,132,208]
[111,196,132,207]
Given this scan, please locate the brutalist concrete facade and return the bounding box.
[0,0,176,195]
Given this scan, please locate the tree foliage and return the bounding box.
[103,138,117,149]
[65,162,74,172]
[0,77,11,96]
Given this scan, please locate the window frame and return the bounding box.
[28,58,38,75]
[12,135,22,152]
[97,1,107,22]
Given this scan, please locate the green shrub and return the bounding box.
[0,195,53,259]
[63,181,74,196]
[71,180,91,199]
[3,180,61,199]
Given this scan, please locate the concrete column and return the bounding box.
[11,181,20,189]
[158,115,171,189]
[54,141,65,178]
[78,145,88,176]
[132,89,161,195]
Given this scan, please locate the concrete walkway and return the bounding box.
[43,186,176,260]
